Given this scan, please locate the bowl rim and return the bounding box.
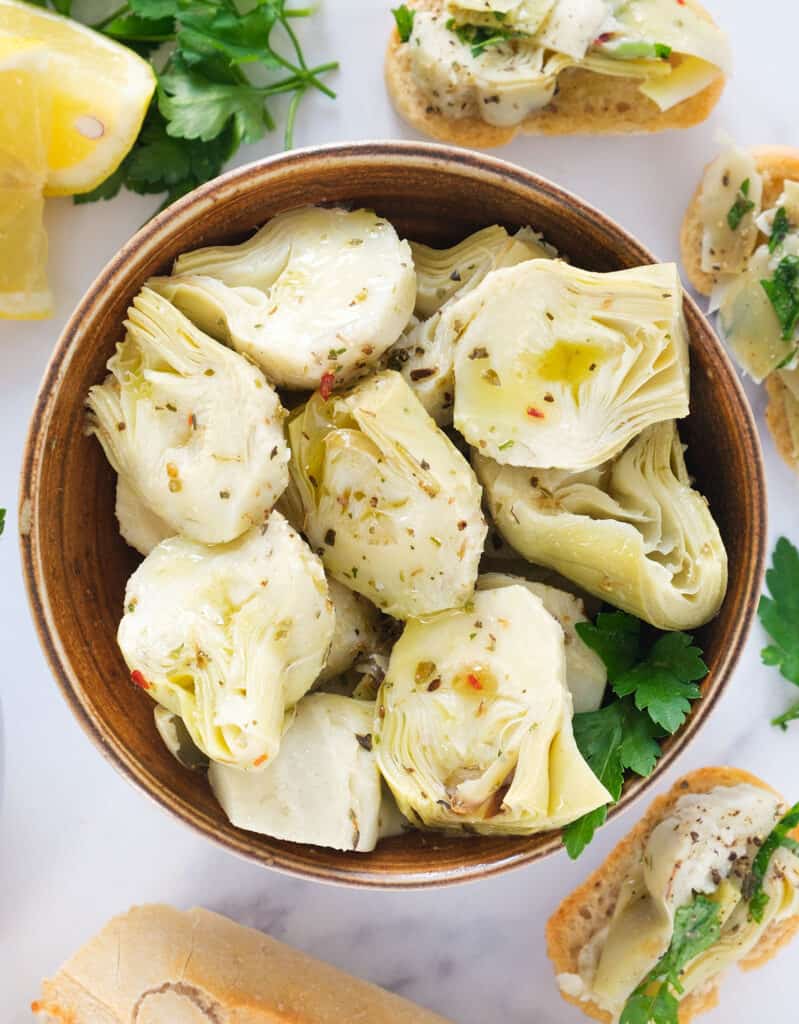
[19,139,768,888]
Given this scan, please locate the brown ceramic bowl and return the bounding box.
[20,142,766,888]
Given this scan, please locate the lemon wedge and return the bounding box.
[0,0,156,196]
[0,38,51,319]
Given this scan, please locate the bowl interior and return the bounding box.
[20,143,766,887]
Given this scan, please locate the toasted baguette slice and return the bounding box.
[680,146,799,296]
[32,904,452,1024]
[680,146,799,473]
[385,0,725,147]
[546,767,799,1024]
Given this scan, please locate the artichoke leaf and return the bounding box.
[446,0,556,34]
[288,370,486,619]
[117,514,334,770]
[209,694,385,852]
[152,206,416,391]
[315,579,384,686]
[477,573,606,712]
[86,287,289,546]
[115,475,172,556]
[375,585,610,835]
[475,420,727,631]
[449,260,689,471]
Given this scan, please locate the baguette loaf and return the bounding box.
[546,767,799,1024]
[385,0,725,147]
[32,904,452,1024]
[680,146,799,472]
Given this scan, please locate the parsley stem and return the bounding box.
[90,2,130,29]
[284,85,305,150]
[284,7,315,16]
[280,14,308,70]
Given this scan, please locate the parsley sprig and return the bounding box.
[563,611,707,859]
[759,537,799,728]
[726,177,755,231]
[619,894,721,1024]
[392,4,414,43]
[761,255,799,341]
[31,0,338,207]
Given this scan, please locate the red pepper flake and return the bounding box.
[593,31,613,44]
[252,754,268,767]
[526,406,545,419]
[319,372,335,400]
[467,673,482,691]
[676,0,685,5]
[130,670,151,691]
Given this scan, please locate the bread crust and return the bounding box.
[385,0,725,147]
[33,905,452,1024]
[546,767,799,1024]
[680,146,799,475]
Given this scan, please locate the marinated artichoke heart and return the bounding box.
[562,785,799,1017]
[772,367,799,460]
[387,227,552,424]
[315,578,384,685]
[153,706,209,771]
[86,287,289,546]
[449,260,689,471]
[115,476,171,556]
[475,420,728,631]
[375,585,611,835]
[477,573,606,712]
[699,146,763,277]
[152,206,416,390]
[288,370,487,619]
[117,513,334,769]
[209,694,385,852]
[714,193,799,381]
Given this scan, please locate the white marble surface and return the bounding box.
[1,1,798,1020]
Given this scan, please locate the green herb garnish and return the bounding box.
[0,508,5,535]
[762,255,799,342]
[759,537,799,727]
[746,802,799,922]
[563,611,707,859]
[769,206,791,254]
[727,177,755,231]
[33,0,338,207]
[654,42,672,59]
[619,894,722,1024]
[392,4,415,43]
[445,18,525,57]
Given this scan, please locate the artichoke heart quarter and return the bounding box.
[209,694,385,852]
[475,420,728,631]
[375,586,611,835]
[152,206,416,390]
[449,260,690,470]
[287,370,487,619]
[117,513,334,770]
[86,287,289,546]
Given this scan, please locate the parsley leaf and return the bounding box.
[654,42,672,59]
[620,894,722,1024]
[392,4,415,43]
[612,632,707,734]
[759,537,799,727]
[769,206,791,254]
[727,177,755,231]
[159,59,270,144]
[762,255,799,340]
[564,698,662,858]
[564,610,706,858]
[0,508,5,535]
[745,802,799,922]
